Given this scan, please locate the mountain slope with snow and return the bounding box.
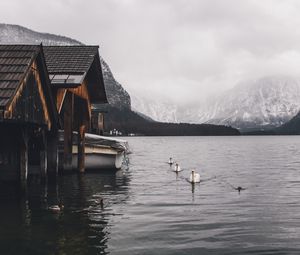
[131,95,179,123]
[0,23,81,45]
[195,76,300,130]
[133,76,300,130]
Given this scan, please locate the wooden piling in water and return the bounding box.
[78,124,86,173]
[47,131,59,180]
[39,129,47,182]
[63,93,74,171]
[20,128,28,190]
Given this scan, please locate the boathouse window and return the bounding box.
[67,74,84,84]
[50,74,84,85]
[51,74,69,84]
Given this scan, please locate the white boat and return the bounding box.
[72,144,124,169]
[72,133,129,170]
[59,131,129,170]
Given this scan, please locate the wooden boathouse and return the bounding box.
[0,45,59,186]
[43,46,107,173]
[0,44,108,187]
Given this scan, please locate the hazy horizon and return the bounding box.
[2,0,300,105]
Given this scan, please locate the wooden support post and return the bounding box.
[77,124,85,173]
[47,131,59,181]
[63,93,74,171]
[40,130,47,182]
[20,128,28,190]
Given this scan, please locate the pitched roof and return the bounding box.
[43,46,107,103]
[0,45,39,107]
[43,46,98,74]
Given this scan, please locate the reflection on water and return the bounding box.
[108,136,300,255]
[0,169,131,255]
[2,136,300,254]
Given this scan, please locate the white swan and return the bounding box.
[168,157,174,165]
[189,170,200,183]
[173,163,182,172]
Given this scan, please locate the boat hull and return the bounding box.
[72,145,124,170]
[58,131,128,171]
[72,152,124,170]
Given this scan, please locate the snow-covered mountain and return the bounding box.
[0,23,131,109]
[131,95,179,123]
[193,76,300,130]
[0,23,81,45]
[133,76,300,130]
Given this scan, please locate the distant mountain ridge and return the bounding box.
[194,76,300,130]
[133,76,300,130]
[0,23,81,45]
[0,23,131,109]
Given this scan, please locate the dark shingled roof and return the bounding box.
[43,46,99,74]
[43,45,107,103]
[0,45,39,107]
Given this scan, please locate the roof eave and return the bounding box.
[51,83,81,88]
[90,98,108,104]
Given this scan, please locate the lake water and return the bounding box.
[1,136,300,254]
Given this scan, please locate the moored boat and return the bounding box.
[59,131,129,170]
[72,143,125,169]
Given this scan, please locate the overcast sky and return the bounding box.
[1,0,300,104]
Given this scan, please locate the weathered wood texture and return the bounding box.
[63,93,74,171]
[5,62,51,129]
[0,45,59,184]
[68,78,91,119]
[77,124,85,173]
[0,45,58,130]
[0,125,21,182]
[91,112,104,135]
[47,131,59,179]
[20,128,28,189]
[56,89,67,113]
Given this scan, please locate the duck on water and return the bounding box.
[235,186,246,193]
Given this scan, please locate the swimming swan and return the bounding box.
[168,157,174,165]
[173,163,182,172]
[189,170,200,183]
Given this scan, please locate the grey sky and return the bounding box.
[1,0,300,104]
